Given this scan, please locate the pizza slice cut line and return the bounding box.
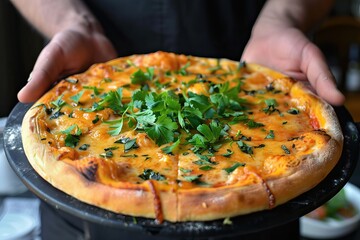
[21,51,343,222]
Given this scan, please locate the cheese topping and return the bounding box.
[32,51,329,191]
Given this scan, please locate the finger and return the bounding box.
[300,43,345,106]
[18,41,65,103]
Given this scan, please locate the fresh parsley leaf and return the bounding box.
[79,144,90,151]
[177,62,190,76]
[65,78,78,84]
[199,165,214,171]
[100,149,114,158]
[281,144,291,154]
[138,169,166,181]
[197,120,223,144]
[145,115,178,146]
[237,140,253,155]
[246,119,265,129]
[193,154,217,165]
[49,111,64,120]
[124,138,138,152]
[98,88,123,114]
[208,59,222,73]
[83,86,102,95]
[131,67,154,84]
[161,138,180,155]
[92,115,100,124]
[51,95,66,109]
[61,124,82,148]
[287,108,300,115]
[223,162,245,174]
[263,98,280,115]
[265,130,275,139]
[179,167,192,173]
[105,118,124,136]
[254,144,266,148]
[221,149,234,158]
[61,124,81,135]
[183,174,202,182]
[70,90,85,104]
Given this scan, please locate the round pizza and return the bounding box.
[22,51,343,223]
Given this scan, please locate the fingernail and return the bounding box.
[27,72,33,82]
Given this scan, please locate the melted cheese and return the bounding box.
[33,51,331,191]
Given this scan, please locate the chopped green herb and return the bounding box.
[177,62,190,76]
[83,86,102,95]
[223,217,233,225]
[98,88,124,114]
[281,144,291,154]
[199,165,214,171]
[51,95,66,109]
[161,138,180,155]
[221,149,234,158]
[104,146,119,151]
[121,154,138,158]
[208,59,222,73]
[79,144,90,151]
[105,118,124,136]
[246,119,265,129]
[145,115,178,146]
[179,167,192,173]
[65,78,78,84]
[265,130,275,139]
[138,169,166,181]
[237,140,253,155]
[193,154,217,165]
[100,150,114,158]
[61,124,82,148]
[223,162,245,174]
[263,98,280,115]
[183,174,202,182]
[49,111,64,120]
[114,137,130,144]
[92,115,100,124]
[130,67,154,84]
[254,144,265,148]
[287,108,300,115]
[124,138,138,152]
[70,90,85,104]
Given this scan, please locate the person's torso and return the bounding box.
[84,0,265,60]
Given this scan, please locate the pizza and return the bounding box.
[21,51,343,223]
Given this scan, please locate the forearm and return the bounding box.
[253,0,334,35]
[10,0,102,39]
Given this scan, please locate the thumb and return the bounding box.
[18,41,65,103]
[300,43,345,106]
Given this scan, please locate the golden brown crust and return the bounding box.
[177,184,269,221]
[22,107,178,221]
[21,52,343,222]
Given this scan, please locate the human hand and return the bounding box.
[242,27,345,106]
[18,28,117,103]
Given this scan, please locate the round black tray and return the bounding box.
[4,103,359,238]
